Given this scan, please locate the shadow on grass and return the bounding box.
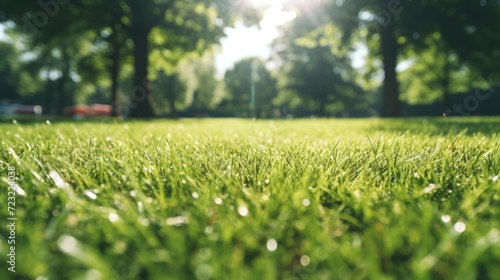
[371,117,500,136]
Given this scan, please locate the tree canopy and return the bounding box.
[1,0,499,118]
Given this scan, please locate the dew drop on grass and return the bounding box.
[265,179,270,184]
[140,218,150,227]
[262,195,269,201]
[198,248,212,260]
[49,170,68,189]
[166,216,189,226]
[441,215,451,223]
[192,192,199,199]
[84,190,97,200]
[238,206,249,217]
[353,190,361,198]
[242,188,250,195]
[204,226,213,234]
[46,120,51,125]
[214,197,223,205]
[302,198,311,207]
[130,190,137,197]
[493,175,499,182]
[108,213,119,223]
[57,235,78,254]
[266,239,278,251]
[423,183,437,194]
[113,241,127,254]
[300,255,311,266]
[454,222,466,233]
[10,182,26,196]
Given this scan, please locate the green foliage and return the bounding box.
[224,58,278,118]
[1,118,500,279]
[400,34,489,105]
[1,0,500,116]
[152,70,191,116]
[151,52,223,116]
[274,5,365,116]
[189,53,224,112]
[0,41,22,100]
[397,1,500,106]
[0,0,255,117]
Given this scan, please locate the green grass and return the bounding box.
[1,118,500,280]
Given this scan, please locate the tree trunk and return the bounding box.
[129,27,155,118]
[379,16,402,117]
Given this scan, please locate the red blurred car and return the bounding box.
[63,104,112,117]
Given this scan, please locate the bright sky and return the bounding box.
[214,1,368,76]
[214,4,296,77]
[0,24,6,40]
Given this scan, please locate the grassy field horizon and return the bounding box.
[1,117,500,279]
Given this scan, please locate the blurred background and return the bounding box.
[0,0,499,119]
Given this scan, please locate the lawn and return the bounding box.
[1,118,500,280]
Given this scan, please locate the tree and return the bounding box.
[188,53,224,115]
[119,0,254,118]
[1,0,255,118]
[0,0,127,115]
[326,0,500,117]
[0,39,42,105]
[317,0,403,117]
[224,58,278,118]
[283,43,363,116]
[399,33,489,113]
[0,41,20,100]
[0,29,96,114]
[273,3,364,117]
[398,0,500,113]
[152,70,192,117]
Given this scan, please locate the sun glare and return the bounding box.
[215,2,296,76]
[260,4,296,29]
[251,0,290,7]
